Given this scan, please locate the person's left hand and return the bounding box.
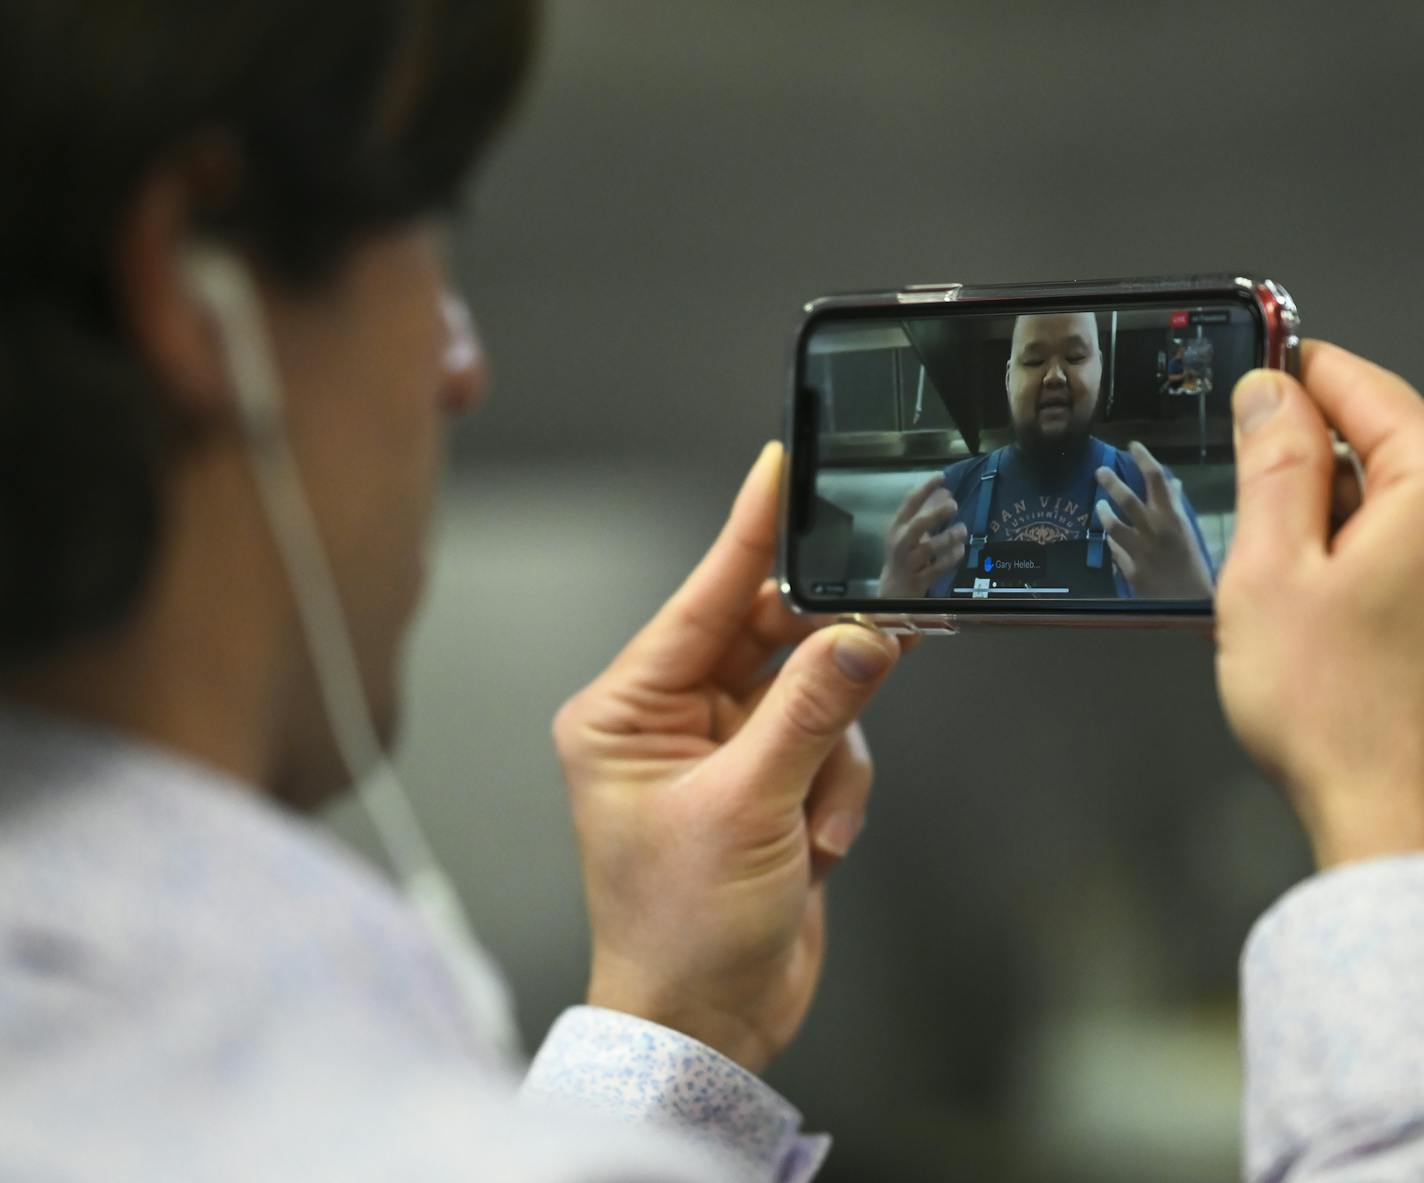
[552,442,905,1075]
[1094,441,1214,598]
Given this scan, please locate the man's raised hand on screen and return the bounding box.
[878,474,965,598]
[1095,442,1213,599]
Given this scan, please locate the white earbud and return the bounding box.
[181,246,283,439]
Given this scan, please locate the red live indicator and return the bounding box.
[1170,309,1190,329]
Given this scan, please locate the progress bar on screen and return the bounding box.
[951,587,1071,595]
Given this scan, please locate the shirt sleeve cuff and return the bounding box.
[1241,854,1424,1180]
[521,1006,829,1183]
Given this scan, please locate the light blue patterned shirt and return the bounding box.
[3,707,1422,1180]
[0,709,824,1181]
[1241,855,1424,1181]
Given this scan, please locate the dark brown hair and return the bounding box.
[0,0,537,669]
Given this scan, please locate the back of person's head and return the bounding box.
[0,0,536,672]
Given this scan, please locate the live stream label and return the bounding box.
[958,543,1068,595]
[1171,309,1231,329]
[978,543,1046,582]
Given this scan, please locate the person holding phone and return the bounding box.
[0,3,898,1180]
[879,311,1215,601]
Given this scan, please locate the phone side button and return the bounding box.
[903,615,959,637]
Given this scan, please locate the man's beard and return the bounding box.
[1014,415,1094,482]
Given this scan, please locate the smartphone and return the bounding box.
[779,275,1300,632]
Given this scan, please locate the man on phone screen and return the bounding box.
[879,311,1215,601]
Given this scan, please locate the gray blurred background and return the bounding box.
[328,3,1424,1179]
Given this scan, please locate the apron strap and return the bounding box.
[1085,439,1111,570]
[965,450,1002,571]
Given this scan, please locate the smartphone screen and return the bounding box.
[785,294,1268,615]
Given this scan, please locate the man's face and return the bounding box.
[1005,312,1102,450]
[265,221,486,803]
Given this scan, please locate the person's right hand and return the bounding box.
[552,444,903,1075]
[878,474,965,598]
[1216,340,1424,869]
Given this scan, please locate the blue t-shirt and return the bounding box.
[926,438,1213,598]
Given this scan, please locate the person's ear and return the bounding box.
[114,145,242,425]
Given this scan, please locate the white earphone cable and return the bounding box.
[187,246,521,1063]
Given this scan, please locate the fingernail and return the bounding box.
[1235,371,1283,435]
[815,809,864,857]
[833,627,896,683]
[1095,466,1111,483]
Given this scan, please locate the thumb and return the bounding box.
[719,623,900,812]
[1229,368,1334,583]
